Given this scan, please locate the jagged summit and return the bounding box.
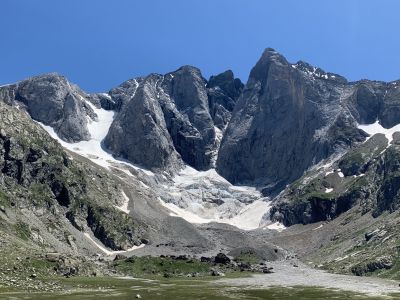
[2,48,400,191]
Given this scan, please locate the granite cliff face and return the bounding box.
[216,49,400,195]
[0,73,97,143]
[104,66,242,172]
[207,70,244,129]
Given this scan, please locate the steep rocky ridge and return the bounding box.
[0,102,147,252]
[104,66,243,172]
[217,48,400,196]
[207,70,244,129]
[269,131,400,227]
[0,73,97,143]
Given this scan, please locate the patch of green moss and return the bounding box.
[14,221,31,241]
[0,190,11,207]
[29,183,53,206]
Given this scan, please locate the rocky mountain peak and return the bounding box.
[248,48,289,83]
[208,70,243,100]
[216,48,368,193]
[0,73,96,143]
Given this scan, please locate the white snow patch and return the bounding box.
[36,100,154,177]
[325,170,334,176]
[265,222,286,232]
[214,126,223,142]
[84,233,144,256]
[158,197,271,231]
[358,120,400,145]
[334,255,349,262]
[100,93,112,99]
[325,188,333,193]
[313,224,324,230]
[210,126,224,166]
[114,191,130,214]
[353,173,365,178]
[173,166,258,193]
[321,162,333,169]
[338,172,344,178]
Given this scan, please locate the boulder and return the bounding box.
[214,253,231,264]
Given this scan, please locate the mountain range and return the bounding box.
[1,47,400,285]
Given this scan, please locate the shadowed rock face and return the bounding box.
[160,66,216,170]
[104,74,183,173]
[105,66,223,172]
[107,78,143,111]
[207,70,244,129]
[0,73,95,142]
[216,48,367,192]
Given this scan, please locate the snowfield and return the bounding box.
[358,120,400,144]
[159,197,273,231]
[158,166,282,231]
[113,191,131,214]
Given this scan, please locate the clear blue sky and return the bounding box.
[1,0,399,92]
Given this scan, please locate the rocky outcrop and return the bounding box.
[0,102,144,250]
[269,133,400,226]
[105,66,218,172]
[0,73,95,142]
[104,74,182,173]
[107,78,143,111]
[159,66,216,170]
[207,70,243,129]
[351,256,394,276]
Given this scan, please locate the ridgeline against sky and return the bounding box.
[1,0,399,92]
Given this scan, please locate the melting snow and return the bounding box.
[313,224,324,230]
[325,188,333,193]
[264,222,286,232]
[358,120,400,145]
[172,166,259,194]
[353,173,365,178]
[100,93,112,99]
[37,99,154,176]
[114,191,130,214]
[84,233,144,256]
[158,197,271,231]
[338,171,344,178]
[325,170,334,176]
